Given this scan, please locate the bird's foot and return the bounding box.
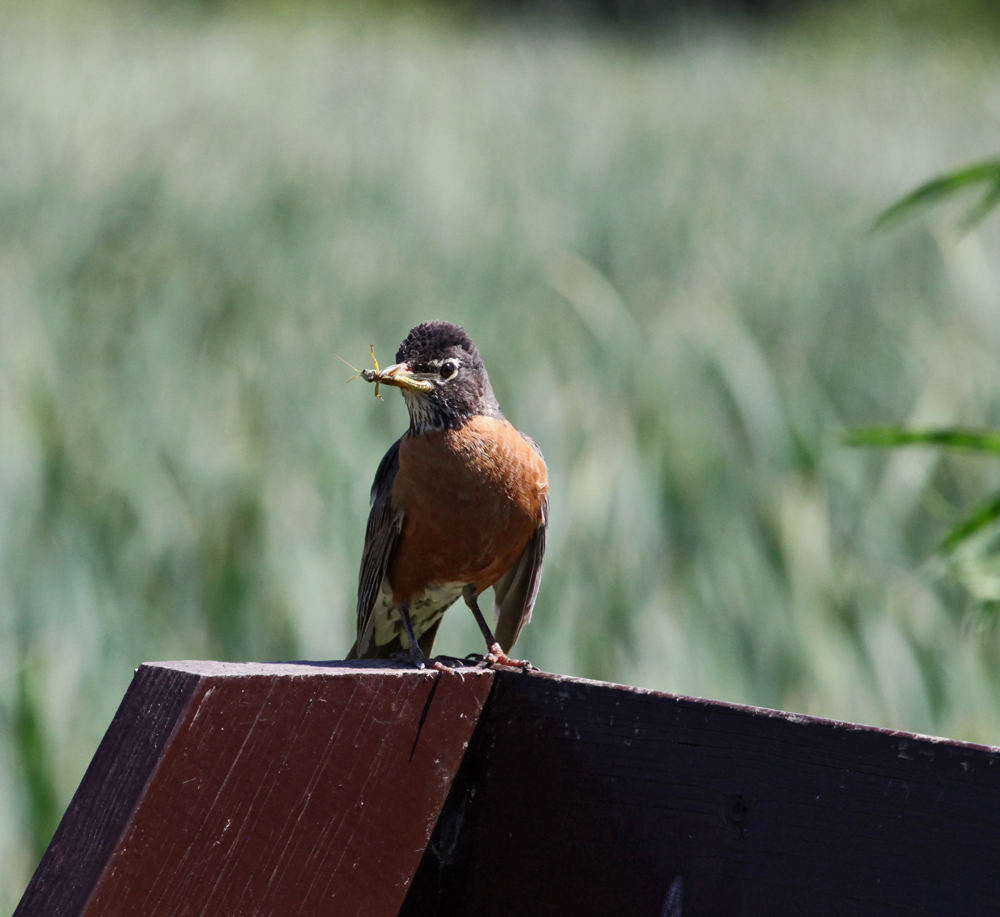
[389,647,430,670]
[430,654,472,669]
[476,644,534,671]
[424,654,470,679]
[388,649,468,677]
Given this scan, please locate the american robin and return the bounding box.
[346,321,548,669]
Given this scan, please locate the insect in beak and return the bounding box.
[336,345,386,400]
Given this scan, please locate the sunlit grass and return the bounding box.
[3,4,1000,905]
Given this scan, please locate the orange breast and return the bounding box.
[389,416,547,607]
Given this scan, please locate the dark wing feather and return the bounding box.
[493,494,547,653]
[350,437,404,658]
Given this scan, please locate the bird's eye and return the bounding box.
[440,361,457,380]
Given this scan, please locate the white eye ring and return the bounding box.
[439,361,458,380]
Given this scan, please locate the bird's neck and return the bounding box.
[403,390,458,435]
[402,389,504,436]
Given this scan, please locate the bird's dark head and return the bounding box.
[376,321,502,433]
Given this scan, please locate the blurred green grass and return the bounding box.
[4,2,1000,904]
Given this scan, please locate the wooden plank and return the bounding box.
[15,665,201,917]
[17,661,493,917]
[404,670,1000,916]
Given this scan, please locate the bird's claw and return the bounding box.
[431,654,472,668]
[388,651,471,679]
[427,655,468,679]
[389,650,426,670]
[466,644,534,671]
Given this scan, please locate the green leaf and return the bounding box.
[959,179,1000,231]
[873,158,1000,230]
[942,492,1000,552]
[843,427,1000,454]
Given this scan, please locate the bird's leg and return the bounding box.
[462,586,533,670]
[393,605,429,669]
[390,605,455,673]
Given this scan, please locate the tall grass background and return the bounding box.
[3,1,1000,904]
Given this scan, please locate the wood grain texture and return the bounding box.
[404,670,1000,917]
[24,662,1000,917]
[15,665,201,917]
[17,661,493,917]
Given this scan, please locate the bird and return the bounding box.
[346,321,548,669]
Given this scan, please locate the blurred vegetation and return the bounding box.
[4,0,1000,907]
[875,157,1000,232]
[847,154,1000,622]
[871,0,1000,35]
